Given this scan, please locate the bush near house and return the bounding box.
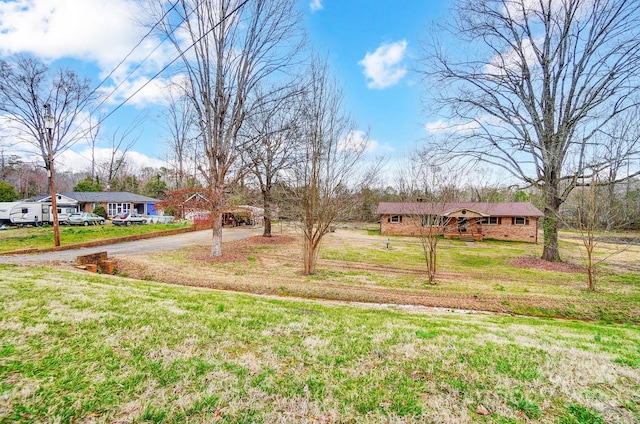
[92,204,107,219]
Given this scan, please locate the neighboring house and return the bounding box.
[377,202,544,243]
[181,192,264,226]
[61,192,161,218]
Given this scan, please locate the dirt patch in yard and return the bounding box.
[192,235,296,263]
[509,257,585,273]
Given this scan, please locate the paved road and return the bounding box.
[0,227,263,264]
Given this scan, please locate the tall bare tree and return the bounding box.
[86,115,101,186]
[0,54,95,245]
[160,85,197,190]
[287,60,376,275]
[419,0,640,262]
[243,85,302,237]
[98,125,140,190]
[152,0,305,256]
[0,55,96,168]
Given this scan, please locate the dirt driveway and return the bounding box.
[0,226,263,264]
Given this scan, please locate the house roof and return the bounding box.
[34,194,79,205]
[376,202,544,217]
[62,192,160,203]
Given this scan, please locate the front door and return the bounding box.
[458,217,467,233]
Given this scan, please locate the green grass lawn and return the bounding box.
[1,264,638,423]
[0,222,191,253]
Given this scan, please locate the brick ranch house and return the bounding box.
[377,202,544,243]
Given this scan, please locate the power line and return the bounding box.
[96,0,251,127]
[89,0,182,113]
[17,0,250,172]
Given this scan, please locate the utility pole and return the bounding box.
[44,104,60,247]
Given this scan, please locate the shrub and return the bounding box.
[0,181,19,202]
[164,206,177,217]
[93,205,107,218]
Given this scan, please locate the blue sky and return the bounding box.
[0,0,449,178]
[303,1,447,159]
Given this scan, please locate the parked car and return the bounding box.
[67,212,105,226]
[112,212,147,226]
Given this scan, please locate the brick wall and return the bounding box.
[380,214,539,243]
[380,215,437,236]
[479,218,538,242]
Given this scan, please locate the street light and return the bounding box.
[44,104,60,247]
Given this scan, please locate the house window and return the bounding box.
[421,215,443,226]
[389,215,401,223]
[108,203,131,216]
[513,217,528,225]
[480,216,498,225]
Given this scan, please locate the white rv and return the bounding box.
[0,202,78,226]
[0,202,47,226]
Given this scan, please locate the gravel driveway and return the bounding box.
[0,227,263,264]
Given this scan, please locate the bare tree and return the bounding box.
[97,125,139,190]
[152,0,305,256]
[160,85,197,190]
[243,85,302,237]
[419,0,640,262]
[86,116,101,186]
[0,55,96,167]
[398,154,457,284]
[0,54,96,245]
[576,173,599,291]
[287,60,376,275]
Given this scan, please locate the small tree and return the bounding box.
[288,59,377,275]
[577,175,598,291]
[400,154,457,284]
[0,181,19,202]
[574,171,640,291]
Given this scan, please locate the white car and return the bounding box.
[112,212,147,226]
[67,212,105,226]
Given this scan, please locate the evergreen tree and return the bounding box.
[0,181,19,201]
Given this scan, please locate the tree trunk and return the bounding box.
[262,188,272,238]
[541,181,562,262]
[428,246,437,284]
[210,209,223,257]
[303,231,319,275]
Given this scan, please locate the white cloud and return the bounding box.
[98,75,183,108]
[56,147,166,173]
[338,130,393,154]
[310,0,323,12]
[484,37,539,76]
[0,0,172,93]
[424,119,481,135]
[359,40,408,89]
[0,1,141,61]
